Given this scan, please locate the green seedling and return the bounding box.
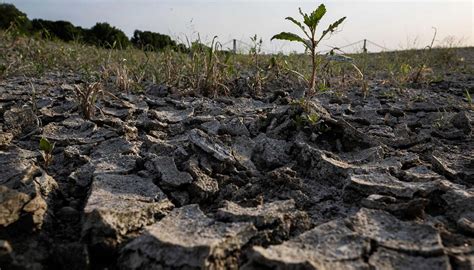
[39,137,55,167]
[400,63,412,76]
[271,3,346,94]
[306,113,320,124]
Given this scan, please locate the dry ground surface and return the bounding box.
[1,33,473,269]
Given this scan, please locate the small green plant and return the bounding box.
[306,113,320,124]
[400,63,412,76]
[39,137,55,167]
[291,98,321,127]
[271,3,346,94]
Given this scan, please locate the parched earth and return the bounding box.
[0,67,473,269]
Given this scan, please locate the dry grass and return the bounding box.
[0,30,471,97]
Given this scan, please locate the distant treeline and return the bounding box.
[0,3,188,52]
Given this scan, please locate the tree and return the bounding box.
[131,30,177,51]
[0,3,31,33]
[86,22,131,49]
[31,19,84,41]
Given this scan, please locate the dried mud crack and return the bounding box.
[0,69,473,269]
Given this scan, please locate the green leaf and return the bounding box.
[285,17,310,39]
[308,4,327,29]
[299,7,312,29]
[39,137,54,153]
[320,17,346,42]
[271,32,310,48]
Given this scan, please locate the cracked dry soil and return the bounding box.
[0,62,473,269]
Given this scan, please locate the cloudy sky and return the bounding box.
[5,0,473,53]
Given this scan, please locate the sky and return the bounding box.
[4,0,473,53]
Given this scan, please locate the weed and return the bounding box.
[250,34,263,69]
[203,36,219,95]
[249,34,266,94]
[114,59,133,92]
[412,27,437,84]
[381,90,397,100]
[291,98,312,113]
[271,3,346,94]
[326,51,367,95]
[432,110,448,129]
[74,82,103,120]
[0,28,467,99]
[411,94,426,103]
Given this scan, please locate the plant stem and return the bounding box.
[310,48,316,92]
[309,30,316,94]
